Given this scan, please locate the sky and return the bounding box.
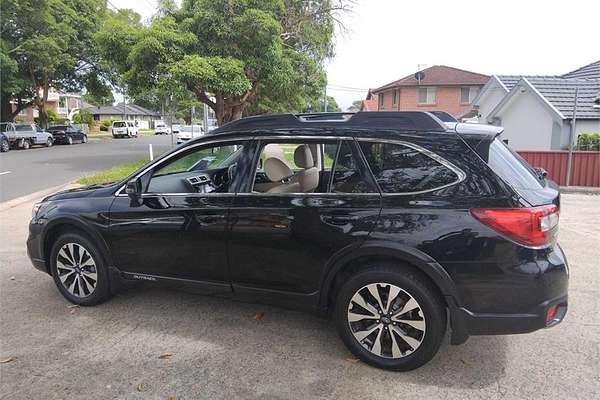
[114,0,600,110]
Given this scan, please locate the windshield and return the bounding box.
[15,124,32,131]
[113,122,127,128]
[488,139,543,189]
[0,124,11,132]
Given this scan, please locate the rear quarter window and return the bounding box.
[488,139,543,190]
[359,141,461,193]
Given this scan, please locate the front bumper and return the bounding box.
[27,221,48,273]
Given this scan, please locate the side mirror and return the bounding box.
[126,177,143,206]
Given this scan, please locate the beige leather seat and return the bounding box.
[264,157,300,193]
[293,145,319,192]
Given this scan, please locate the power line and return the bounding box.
[327,84,370,91]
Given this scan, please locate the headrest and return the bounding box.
[264,157,293,182]
[294,145,315,168]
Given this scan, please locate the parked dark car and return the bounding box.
[27,112,568,371]
[0,132,9,152]
[47,125,87,145]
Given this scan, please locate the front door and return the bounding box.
[228,138,382,304]
[107,139,250,289]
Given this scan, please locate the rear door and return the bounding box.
[228,137,381,303]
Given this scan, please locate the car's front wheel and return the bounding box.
[0,139,9,152]
[82,135,87,143]
[67,136,73,145]
[46,138,53,147]
[334,264,446,371]
[49,232,113,306]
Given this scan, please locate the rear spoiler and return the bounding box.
[444,122,504,161]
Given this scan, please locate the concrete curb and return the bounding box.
[0,182,75,212]
[560,186,600,195]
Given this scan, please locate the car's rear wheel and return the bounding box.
[46,138,53,147]
[334,264,446,371]
[82,134,87,143]
[49,232,113,306]
[0,139,9,152]
[67,136,73,145]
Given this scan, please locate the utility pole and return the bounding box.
[203,102,209,133]
[565,87,579,186]
[323,86,328,112]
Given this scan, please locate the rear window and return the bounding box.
[113,122,126,128]
[359,142,460,193]
[48,126,67,131]
[488,139,543,190]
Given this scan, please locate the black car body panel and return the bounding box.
[28,112,568,345]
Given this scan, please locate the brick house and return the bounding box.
[12,89,84,122]
[369,65,489,118]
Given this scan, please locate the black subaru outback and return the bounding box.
[27,112,568,371]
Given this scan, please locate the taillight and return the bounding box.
[470,205,559,247]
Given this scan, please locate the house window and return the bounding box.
[18,108,27,116]
[378,93,384,109]
[417,87,436,105]
[59,97,67,109]
[461,87,479,104]
[392,90,398,105]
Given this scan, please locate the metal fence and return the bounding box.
[517,150,600,187]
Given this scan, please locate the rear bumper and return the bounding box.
[447,242,569,344]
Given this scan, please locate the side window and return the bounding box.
[253,142,327,194]
[147,141,246,194]
[359,141,460,193]
[330,141,377,194]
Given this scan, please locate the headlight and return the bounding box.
[32,202,42,218]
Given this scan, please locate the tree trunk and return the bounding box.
[1,96,13,122]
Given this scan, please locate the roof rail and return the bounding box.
[212,111,447,133]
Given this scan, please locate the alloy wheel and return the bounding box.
[56,243,98,298]
[347,283,426,359]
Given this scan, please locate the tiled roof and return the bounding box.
[86,103,160,116]
[374,65,489,92]
[561,60,600,80]
[496,75,559,91]
[526,77,600,119]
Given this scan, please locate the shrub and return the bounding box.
[576,133,600,151]
[73,109,94,128]
[100,119,114,131]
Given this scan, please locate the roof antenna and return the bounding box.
[415,64,427,85]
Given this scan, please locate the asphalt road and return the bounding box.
[0,135,175,202]
[0,193,598,399]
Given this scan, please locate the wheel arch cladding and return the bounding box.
[319,240,462,311]
[42,218,113,273]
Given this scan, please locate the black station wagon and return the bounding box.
[27,112,568,370]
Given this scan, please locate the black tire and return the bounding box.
[82,135,87,143]
[67,136,73,145]
[334,264,446,371]
[0,139,9,152]
[21,139,31,150]
[49,232,113,306]
[46,138,53,147]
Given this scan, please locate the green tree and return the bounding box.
[96,0,350,125]
[82,74,114,106]
[1,0,108,125]
[309,95,341,112]
[347,99,362,112]
[72,109,94,128]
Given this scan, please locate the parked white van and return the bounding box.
[112,121,139,138]
[176,125,204,145]
[154,121,170,135]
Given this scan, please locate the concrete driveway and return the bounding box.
[0,193,598,399]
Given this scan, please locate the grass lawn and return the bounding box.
[77,159,149,186]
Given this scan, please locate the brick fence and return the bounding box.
[517,150,600,187]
